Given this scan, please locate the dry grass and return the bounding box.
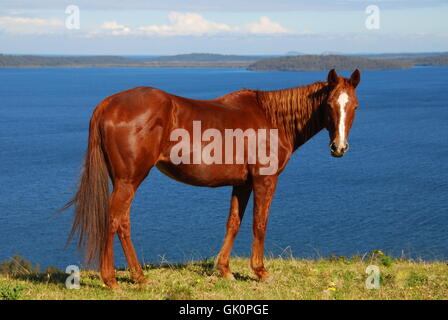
[1,257,447,300]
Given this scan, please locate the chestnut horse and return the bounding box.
[65,69,361,288]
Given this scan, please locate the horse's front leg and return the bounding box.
[216,183,252,280]
[251,175,278,281]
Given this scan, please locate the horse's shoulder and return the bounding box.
[214,89,256,104]
[219,88,254,98]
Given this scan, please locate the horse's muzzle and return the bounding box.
[330,141,349,158]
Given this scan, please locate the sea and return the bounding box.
[0,66,447,269]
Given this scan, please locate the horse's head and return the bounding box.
[325,69,361,158]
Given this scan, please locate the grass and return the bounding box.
[0,254,447,300]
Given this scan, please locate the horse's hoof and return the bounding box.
[255,270,273,282]
[223,273,236,281]
[132,275,148,284]
[260,275,274,283]
[215,262,235,280]
[104,279,119,289]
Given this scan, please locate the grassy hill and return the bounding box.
[1,254,447,300]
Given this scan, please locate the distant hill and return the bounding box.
[320,51,345,56]
[285,51,304,56]
[1,52,448,70]
[147,53,260,62]
[0,54,141,67]
[0,53,257,68]
[247,55,414,71]
[359,52,448,59]
[411,54,448,66]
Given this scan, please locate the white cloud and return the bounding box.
[0,12,298,38]
[245,16,292,34]
[101,21,130,35]
[139,12,233,36]
[136,13,294,36]
[101,21,125,30]
[0,16,63,34]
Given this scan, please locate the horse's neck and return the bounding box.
[256,82,329,149]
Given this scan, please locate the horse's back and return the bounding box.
[97,86,259,122]
[99,86,171,118]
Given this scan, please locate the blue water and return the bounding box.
[0,67,447,269]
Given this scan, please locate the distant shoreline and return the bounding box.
[0,62,253,69]
[1,52,447,71]
[2,65,447,71]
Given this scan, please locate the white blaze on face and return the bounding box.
[337,92,349,148]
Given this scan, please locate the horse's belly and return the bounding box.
[155,161,249,187]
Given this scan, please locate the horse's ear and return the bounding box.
[350,69,361,88]
[327,69,339,86]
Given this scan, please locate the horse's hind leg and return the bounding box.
[216,184,252,280]
[101,173,151,287]
[115,180,147,284]
[100,180,136,287]
[100,180,131,288]
[99,127,155,287]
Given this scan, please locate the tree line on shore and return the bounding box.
[0,53,447,70]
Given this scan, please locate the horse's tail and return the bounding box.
[62,103,110,265]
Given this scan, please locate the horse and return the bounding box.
[64,68,361,288]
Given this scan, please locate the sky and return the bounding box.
[0,0,447,55]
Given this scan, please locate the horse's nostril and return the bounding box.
[330,143,337,152]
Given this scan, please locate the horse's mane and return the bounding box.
[256,81,329,146]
